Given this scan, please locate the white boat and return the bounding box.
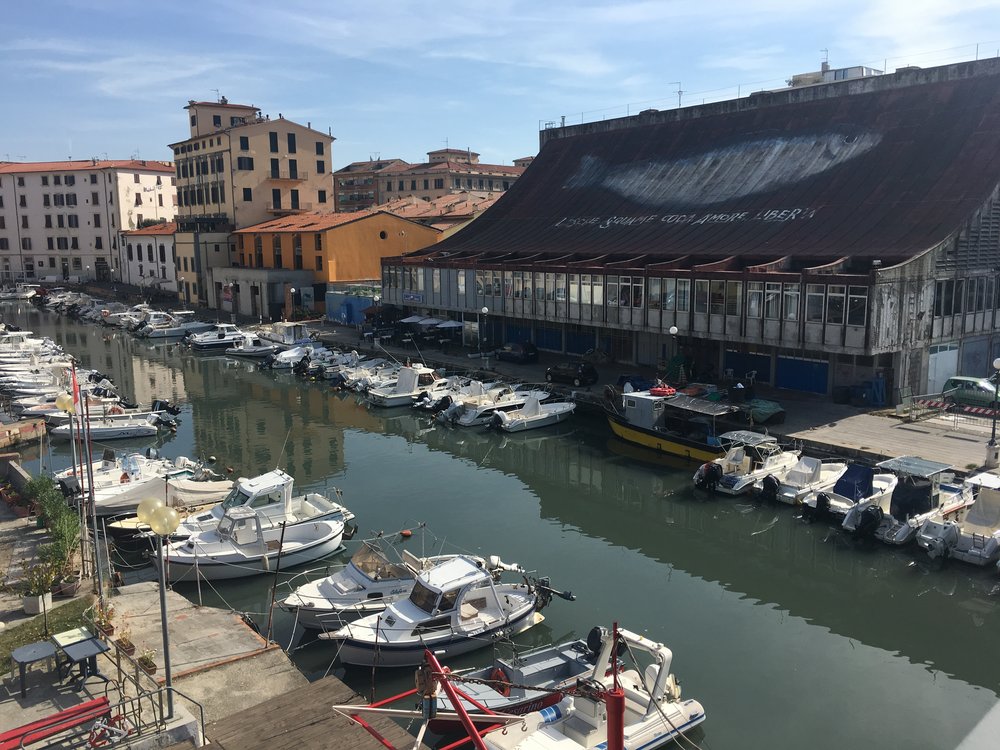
[156,506,345,581]
[757,455,849,505]
[225,333,281,360]
[254,321,316,347]
[693,431,800,496]
[0,283,40,300]
[44,399,179,427]
[103,303,152,328]
[841,457,975,544]
[322,554,572,667]
[49,412,165,441]
[264,343,331,370]
[801,463,899,522]
[481,627,705,750]
[172,469,354,540]
[186,323,246,351]
[917,480,1000,565]
[366,364,446,407]
[437,383,552,428]
[279,539,486,630]
[492,396,576,433]
[137,311,215,339]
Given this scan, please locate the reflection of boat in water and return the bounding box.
[604,391,737,463]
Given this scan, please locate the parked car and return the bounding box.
[546,361,599,387]
[494,341,539,364]
[942,376,997,407]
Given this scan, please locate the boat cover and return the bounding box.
[962,487,1000,535]
[832,464,874,502]
[784,457,822,487]
[889,476,932,519]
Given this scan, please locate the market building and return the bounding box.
[379,58,1000,400]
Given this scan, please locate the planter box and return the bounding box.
[23,592,53,615]
[138,661,157,676]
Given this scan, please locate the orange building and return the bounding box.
[229,210,439,319]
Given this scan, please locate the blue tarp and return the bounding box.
[833,464,874,501]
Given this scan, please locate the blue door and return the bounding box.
[775,356,829,394]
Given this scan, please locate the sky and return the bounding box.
[3,1,1000,170]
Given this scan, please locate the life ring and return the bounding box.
[490,667,511,697]
[101,310,110,318]
[110,405,124,415]
[649,385,676,397]
[120,473,130,484]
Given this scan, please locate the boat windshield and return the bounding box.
[351,543,411,581]
[221,486,253,510]
[408,581,440,614]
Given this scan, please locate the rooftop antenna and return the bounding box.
[670,82,683,108]
[211,88,220,103]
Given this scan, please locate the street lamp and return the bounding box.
[987,357,1000,468]
[137,497,180,718]
[480,306,489,366]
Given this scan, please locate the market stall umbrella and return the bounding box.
[436,320,464,329]
[417,318,444,326]
[399,315,425,323]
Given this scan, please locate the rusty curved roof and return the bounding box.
[425,60,1000,266]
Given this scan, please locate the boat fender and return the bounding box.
[490,666,511,697]
[120,473,130,484]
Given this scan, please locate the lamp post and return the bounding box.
[480,306,489,367]
[987,357,1000,469]
[136,497,181,718]
[287,287,296,322]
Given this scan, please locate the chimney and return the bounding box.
[821,61,830,73]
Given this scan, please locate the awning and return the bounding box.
[436,320,463,329]
[399,315,425,323]
[417,317,444,326]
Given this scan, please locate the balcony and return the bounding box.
[266,202,312,214]
[266,170,309,182]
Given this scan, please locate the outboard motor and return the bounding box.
[152,399,181,416]
[261,354,276,370]
[804,492,831,522]
[854,504,884,539]
[760,474,780,503]
[58,476,82,499]
[694,462,723,491]
[145,447,160,460]
[488,412,504,431]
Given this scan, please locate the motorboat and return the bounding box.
[279,538,490,630]
[44,398,180,427]
[437,383,552,428]
[103,303,152,328]
[49,412,167,441]
[692,431,800,496]
[428,629,613,731]
[756,455,848,505]
[185,323,246,351]
[366,364,446,407]
[917,481,1000,565]
[225,333,281,360]
[480,626,705,750]
[155,506,345,581]
[136,311,214,339]
[171,469,355,541]
[0,283,40,300]
[322,555,573,667]
[604,390,738,463]
[491,396,576,433]
[255,321,316,347]
[801,463,899,522]
[842,456,976,544]
[263,343,331,370]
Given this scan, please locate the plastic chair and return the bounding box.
[745,370,757,385]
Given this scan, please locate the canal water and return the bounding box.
[6,304,999,749]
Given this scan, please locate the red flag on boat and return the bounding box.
[71,363,81,410]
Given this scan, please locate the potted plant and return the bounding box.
[137,648,157,675]
[115,621,136,656]
[94,600,116,637]
[20,561,57,615]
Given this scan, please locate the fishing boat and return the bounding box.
[491,397,576,433]
[479,626,706,750]
[692,431,800,495]
[842,457,975,544]
[279,538,502,630]
[321,555,574,667]
[917,481,1000,565]
[604,390,738,463]
[801,463,899,522]
[755,455,848,505]
[155,506,346,581]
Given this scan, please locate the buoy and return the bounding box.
[400,529,412,538]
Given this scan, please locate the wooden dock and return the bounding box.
[180,675,427,750]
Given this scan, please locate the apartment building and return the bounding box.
[120,221,178,292]
[0,159,175,282]
[334,149,528,212]
[229,210,438,320]
[167,98,335,308]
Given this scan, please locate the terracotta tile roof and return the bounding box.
[234,210,380,234]
[185,101,259,111]
[0,159,174,174]
[121,222,177,236]
[333,159,408,174]
[380,192,502,220]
